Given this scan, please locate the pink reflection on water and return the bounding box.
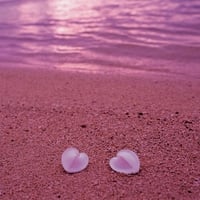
[0,0,199,77]
[46,0,100,20]
[15,0,103,55]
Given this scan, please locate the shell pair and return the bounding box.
[61,147,140,174]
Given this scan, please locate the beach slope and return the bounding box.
[0,67,200,199]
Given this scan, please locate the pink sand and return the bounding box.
[0,67,200,199]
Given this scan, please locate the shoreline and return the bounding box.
[0,66,200,199]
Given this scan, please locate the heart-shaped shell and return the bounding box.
[61,147,89,173]
[109,149,140,174]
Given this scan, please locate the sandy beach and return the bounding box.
[0,67,200,200]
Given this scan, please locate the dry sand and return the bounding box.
[0,67,200,200]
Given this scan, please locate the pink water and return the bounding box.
[0,0,200,78]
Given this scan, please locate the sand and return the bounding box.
[0,67,200,200]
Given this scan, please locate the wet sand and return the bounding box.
[0,67,200,200]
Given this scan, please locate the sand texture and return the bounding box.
[0,67,200,200]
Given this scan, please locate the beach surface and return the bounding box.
[0,67,200,200]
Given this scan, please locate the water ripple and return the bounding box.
[0,0,200,76]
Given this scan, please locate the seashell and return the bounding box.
[109,149,140,174]
[61,147,89,173]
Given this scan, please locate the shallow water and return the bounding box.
[0,0,200,77]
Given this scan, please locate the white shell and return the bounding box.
[109,149,140,174]
[61,147,89,173]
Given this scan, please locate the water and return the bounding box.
[0,0,200,77]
